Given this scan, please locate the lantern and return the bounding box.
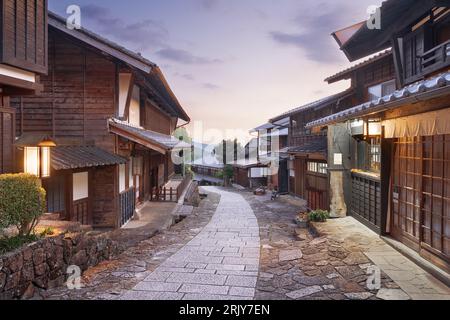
[24,136,56,178]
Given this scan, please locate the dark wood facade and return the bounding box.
[318,0,450,271]
[10,19,188,229]
[0,0,48,74]
[0,0,47,175]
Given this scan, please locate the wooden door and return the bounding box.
[392,135,450,265]
[305,172,329,211]
[294,158,305,198]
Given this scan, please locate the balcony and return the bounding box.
[404,40,450,84]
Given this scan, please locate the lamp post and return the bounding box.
[23,136,56,178]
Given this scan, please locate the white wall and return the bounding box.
[118,73,132,118]
[128,85,141,126]
[73,172,89,201]
[119,164,126,193]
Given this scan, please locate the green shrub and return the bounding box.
[308,210,330,223]
[0,234,39,255]
[0,174,46,236]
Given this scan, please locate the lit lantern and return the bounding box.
[366,119,382,137]
[24,137,56,178]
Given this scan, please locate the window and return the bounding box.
[368,79,396,100]
[368,137,381,172]
[355,137,381,173]
[73,172,88,201]
[307,161,328,175]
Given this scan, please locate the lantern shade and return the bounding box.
[40,146,51,178]
[24,147,40,176]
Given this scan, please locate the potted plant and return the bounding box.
[295,211,310,228]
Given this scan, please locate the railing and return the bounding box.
[350,172,381,231]
[150,174,192,202]
[119,187,136,227]
[405,39,450,84]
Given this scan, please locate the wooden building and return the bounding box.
[0,0,48,173]
[307,0,450,272]
[11,12,190,229]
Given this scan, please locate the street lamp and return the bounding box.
[23,136,56,178]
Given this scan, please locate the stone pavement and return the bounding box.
[314,217,450,300]
[119,187,260,300]
[240,191,403,300]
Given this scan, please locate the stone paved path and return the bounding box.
[120,187,260,300]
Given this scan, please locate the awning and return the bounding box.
[52,146,127,171]
[307,72,450,129]
[383,107,450,138]
[109,118,191,154]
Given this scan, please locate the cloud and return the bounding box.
[269,1,364,63]
[174,72,195,81]
[81,4,168,50]
[203,83,220,90]
[156,47,223,65]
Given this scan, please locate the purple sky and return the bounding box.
[49,0,383,142]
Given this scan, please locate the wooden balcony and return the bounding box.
[404,39,450,84]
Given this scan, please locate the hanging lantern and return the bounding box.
[24,136,56,178]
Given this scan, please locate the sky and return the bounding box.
[49,0,383,143]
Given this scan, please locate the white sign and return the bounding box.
[334,153,343,166]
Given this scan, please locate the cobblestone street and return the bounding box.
[38,187,450,300]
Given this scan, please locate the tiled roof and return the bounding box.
[52,146,127,171]
[109,119,191,152]
[307,72,450,129]
[288,139,327,155]
[270,89,354,122]
[325,50,392,84]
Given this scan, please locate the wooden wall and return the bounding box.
[90,165,118,228]
[143,100,174,135]
[0,0,47,74]
[13,30,116,152]
[0,96,14,173]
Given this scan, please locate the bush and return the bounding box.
[308,210,330,223]
[0,234,39,255]
[0,174,46,236]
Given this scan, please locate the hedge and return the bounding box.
[0,174,46,236]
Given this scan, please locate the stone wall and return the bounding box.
[0,231,122,300]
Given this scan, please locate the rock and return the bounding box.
[303,252,328,262]
[34,263,49,277]
[328,245,349,259]
[4,272,21,291]
[322,285,336,290]
[5,252,24,273]
[21,283,35,300]
[310,237,328,246]
[286,286,323,299]
[344,292,373,300]
[279,249,303,262]
[259,272,274,280]
[343,252,370,266]
[22,247,33,262]
[376,288,411,300]
[315,260,329,266]
[326,273,340,279]
[33,248,45,265]
[335,266,364,279]
[70,250,88,268]
[21,263,35,282]
[294,275,330,286]
[0,272,6,290]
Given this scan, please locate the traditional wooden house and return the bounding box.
[0,0,48,174]
[12,12,191,229]
[307,0,450,272]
